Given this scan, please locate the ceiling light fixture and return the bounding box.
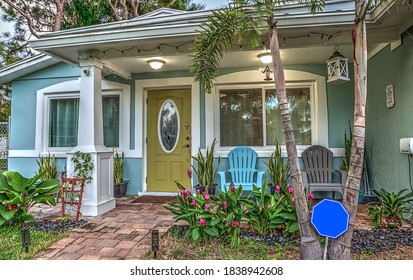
[147,59,165,70]
[257,53,272,64]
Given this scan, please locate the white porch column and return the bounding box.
[67,59,115,216]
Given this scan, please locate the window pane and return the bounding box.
[220,89,263,146]
[103,95,120,148]
[49,98,79,147]
[265,88,311,145]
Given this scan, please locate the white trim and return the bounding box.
[210,69,329,153]
[34,79,132,157]
[135,77,200,193]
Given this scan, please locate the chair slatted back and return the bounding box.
[228,146,258,184]
[302,145,334,184]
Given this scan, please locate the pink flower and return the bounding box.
[205,204,210,210]
[196,188,201,193]
[307,193,315,201]
[230,184,236,192]
[187,168,192,178]
[191,200,197,206]
[288,187,294,194]
[199,218,206,227]
[231,221,239,227]
[223,201,228,208]
[275,185,281,192]
[286,183,291,188]
[203,194,210,201]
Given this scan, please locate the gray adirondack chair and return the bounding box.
[301,145,347,199]
[219,146,264,192]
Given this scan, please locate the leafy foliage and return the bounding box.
[341,121,352,171]
[113,150,125,184]
[0,171,60,226]
[191,138,220,190]
[71,151,94,183]
[164,182,220,242]
[36,153,58,180]
[266,140,290,187]
[368,188,413,228]
[214,183,245,247]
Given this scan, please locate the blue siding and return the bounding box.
[11,63,80,150]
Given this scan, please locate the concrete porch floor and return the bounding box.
[28,196,406,260]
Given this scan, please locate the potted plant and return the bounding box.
[114,149,128,198]
[266,140,290,195]
[191,138,220,194]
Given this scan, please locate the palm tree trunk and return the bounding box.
[329,0,368,260]
[268,17,323,260]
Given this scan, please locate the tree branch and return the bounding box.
[1,0,40,37]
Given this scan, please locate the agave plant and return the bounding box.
[367,188,413,228]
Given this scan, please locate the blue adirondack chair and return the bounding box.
[219,146,265,192]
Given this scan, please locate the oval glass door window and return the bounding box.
[158,100,180,153]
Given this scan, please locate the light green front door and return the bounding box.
[147,89,191,192]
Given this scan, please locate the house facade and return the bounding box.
[0,1,412,216]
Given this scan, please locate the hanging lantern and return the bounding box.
[326,46,350,84]
[262,64,273,81]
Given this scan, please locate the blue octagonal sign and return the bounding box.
[311,199,349,239]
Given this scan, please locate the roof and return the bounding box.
[1,0,412,82]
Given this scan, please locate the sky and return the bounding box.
[193,0,228,9]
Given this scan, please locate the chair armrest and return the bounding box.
[218,171,227,191]
[336,170,348,188]
[301,171,309,189]
[256,171,265,188]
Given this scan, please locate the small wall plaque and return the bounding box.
[386,84,395,108]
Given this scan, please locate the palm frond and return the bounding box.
[190,3,261,94]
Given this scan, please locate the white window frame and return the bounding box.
[206,69,328,158]
[34,79,130,157]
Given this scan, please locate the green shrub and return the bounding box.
[368,188,413,228]
[0,171,60,226]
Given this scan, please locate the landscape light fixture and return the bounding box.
[152,229,159,258]
[21,225,31,253]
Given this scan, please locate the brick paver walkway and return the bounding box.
[32,196,184,260]
[30,196,411,260]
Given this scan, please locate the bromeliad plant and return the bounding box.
[367,188,413,228]
[164,182,220,242]
[214,183,245,247]
[243,180,298,236]
[0,171,60,226]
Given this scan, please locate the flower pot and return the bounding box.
[268,183,286,195]
[194,184,217,195]
[114,181,128,198]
